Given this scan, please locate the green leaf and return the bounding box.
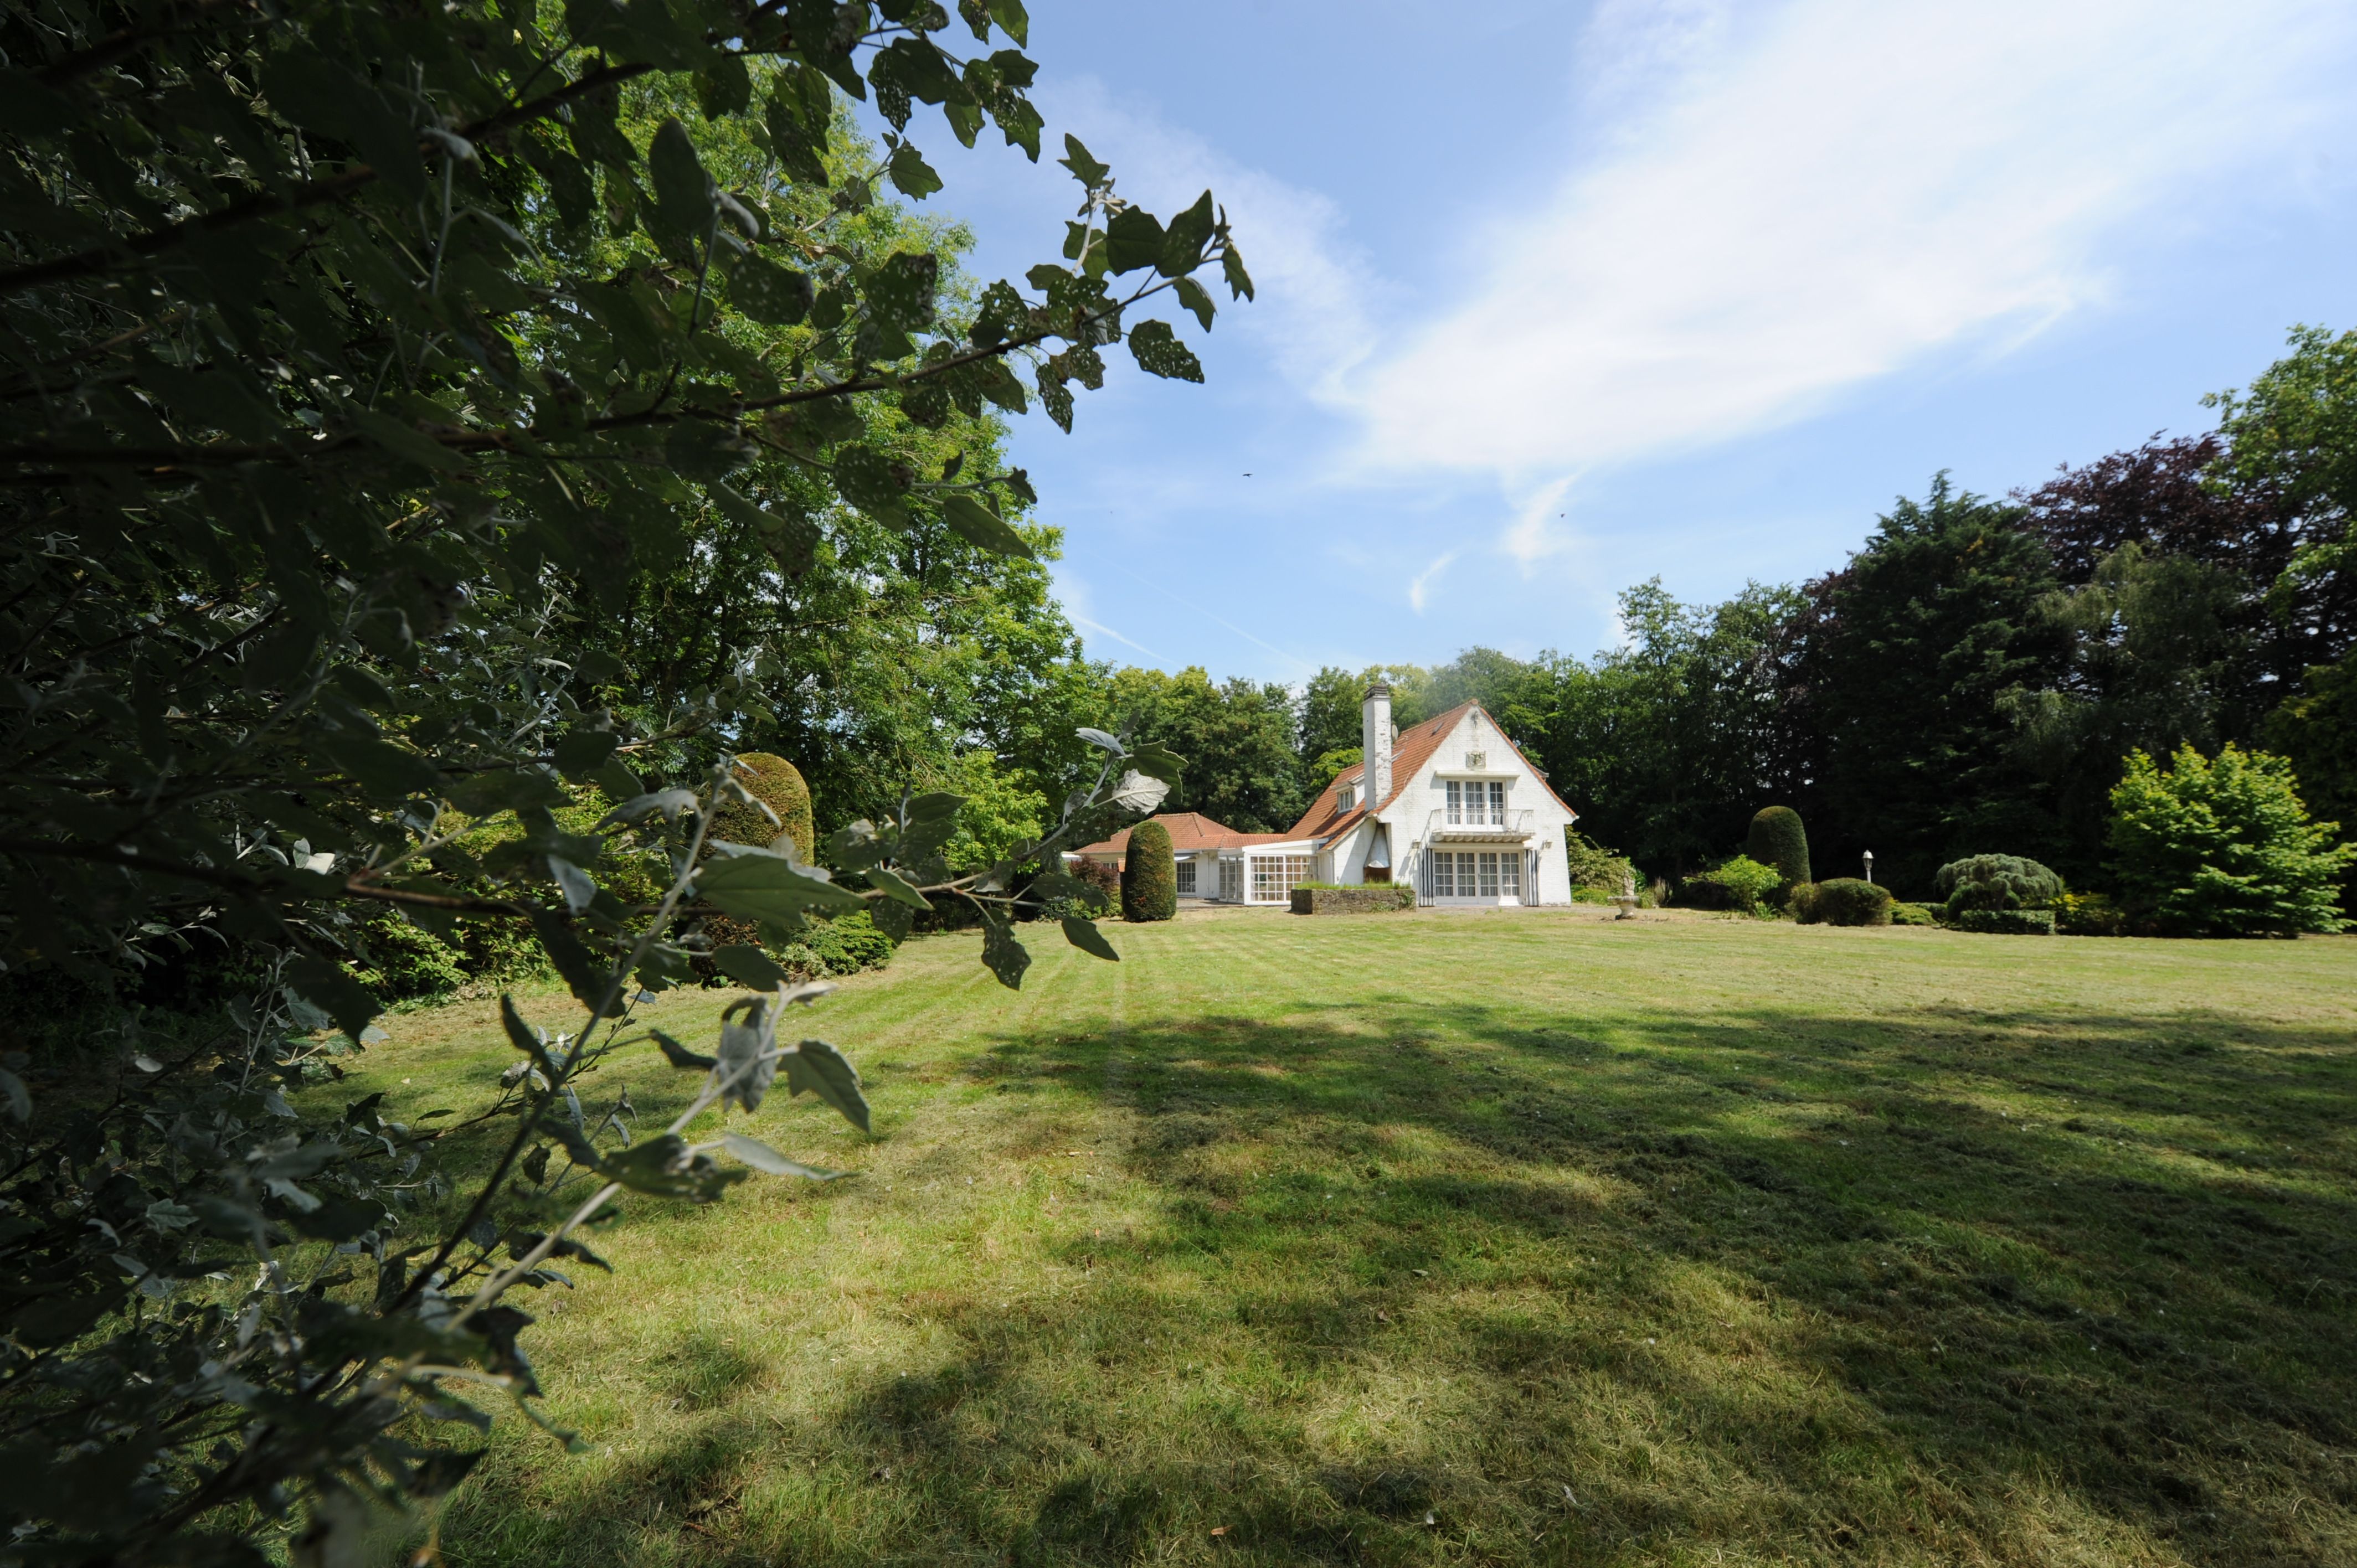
[1061,915,1119,961]
[1127,320,1204,383]
[783,1038,869,1132]
[869,898,915,942]
[832,444,912,527]
[600,1134,745,1201]
[648,118,716,239]
[552,728,619,778]
[887,143,944,199]
[287,956,378,1043]
[313,731,444,800]
[940,493,1034,558]
[348,408,466,472]
[651,1029,718,1070]
[978,910,1031,990]
[1174,276,1216,332]
[696,53,752,118]
[501,996,559,1075]
[697,848,866,922]
[1159,190,1215,275]
[448,767,570,816]
[1222,243,1256,301]
[1057,132,1107,189]
[728,255,815,325]
[863,864,934,909]
[288,1194,393,1243]
[529,907,608,1010]
[721,1131,840,1179]
[1103,207,1166,275]
[712,945,791,989]
[1123,740,1187,784]
[765,66,834,185]
[863,250,940,332]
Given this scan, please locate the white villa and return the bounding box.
[1072,683,1583,907]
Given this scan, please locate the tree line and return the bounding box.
[1076,328,2356,901]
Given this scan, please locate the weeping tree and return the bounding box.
[0,0,1239,1558]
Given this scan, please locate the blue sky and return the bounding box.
[868,0,2357,681]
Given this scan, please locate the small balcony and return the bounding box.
[1425,807,1535,842]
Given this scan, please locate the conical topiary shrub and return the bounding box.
[1745,806,1811,898]
[714,752,816,860]
[1120,819,1177,922]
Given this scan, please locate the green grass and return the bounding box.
[357,908,2357,1566]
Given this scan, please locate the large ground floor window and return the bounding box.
[1219,858,1242,901]
[1176,859,1197,895]
[1428,849,1522,899]
[1251,854,1313,902]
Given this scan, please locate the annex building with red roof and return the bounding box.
[1071,683,1581,907]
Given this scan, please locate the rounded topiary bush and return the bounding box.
[1791,878,1893,926]
[1745,806,1812,896]
[715,752,816,860]
[1934,854,2062,915]
[1120,819,1177,922]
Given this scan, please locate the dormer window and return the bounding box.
[1336,784,1356,811]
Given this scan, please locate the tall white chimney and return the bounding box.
[1362,680,1393,809]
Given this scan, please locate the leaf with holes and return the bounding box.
[1127,321,1203,383]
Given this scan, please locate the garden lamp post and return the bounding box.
[1862,849,1874,884]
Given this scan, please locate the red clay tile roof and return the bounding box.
[1071,812,1305,859]
[1284,702,1577,838]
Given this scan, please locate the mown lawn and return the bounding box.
[358,907,2357,1567]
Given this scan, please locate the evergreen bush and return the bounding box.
[1121,821,1180,921]
[1934,854,2064,915]
[716,752,819,861]
[1745,806,1813,895]
[1890,901,1938,926]
[2108,743,2354,936]
[1792,879,1893,926]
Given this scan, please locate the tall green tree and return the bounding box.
[1787,477,2069,894]
[1105,666,1304,829]
[1295,664,1366,763]
[1514,581,1801,876]
[1999,543,2246,878]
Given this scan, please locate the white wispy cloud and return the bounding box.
[1407,551,1457,613]
[1337,0,2357,556]
[1014,79,1390,401]
[1053,568,1164,662]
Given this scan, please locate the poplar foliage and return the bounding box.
[0,0,1227,1557]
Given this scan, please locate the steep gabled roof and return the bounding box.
[1284,702,1577,839]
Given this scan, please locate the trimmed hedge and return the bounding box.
[1745,806,1812,896]
[716,751,816,860]
[1890,901,1938,926]
[1121,819,1177,922]
[1948,907,2056,936]
[1289,886,1416,915]
[1791,878,1892,926]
